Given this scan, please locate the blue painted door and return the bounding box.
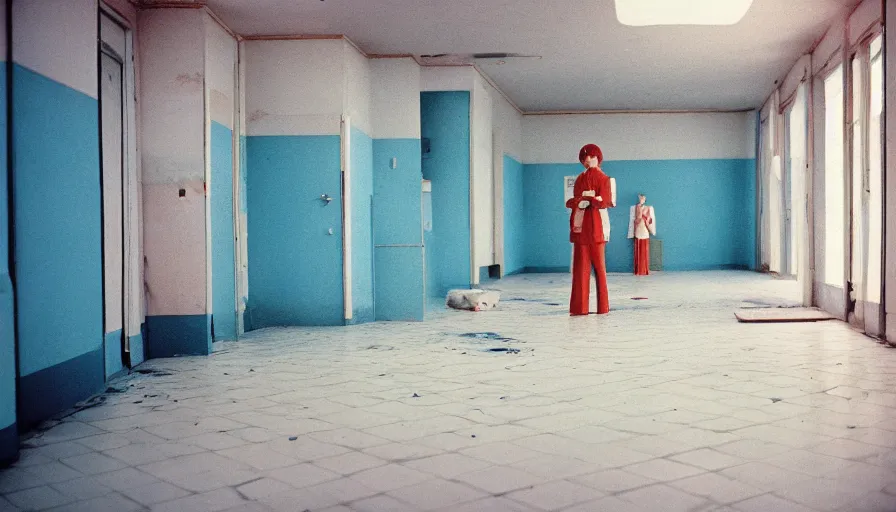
[247,136,345,327]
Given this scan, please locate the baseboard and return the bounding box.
[0,421,18,468]
[18,348,104,429]
[146,314,212,358]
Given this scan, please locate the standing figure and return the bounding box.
[565,144,616,315]
[627,194,656,275]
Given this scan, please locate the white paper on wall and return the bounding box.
[564,176,576,203]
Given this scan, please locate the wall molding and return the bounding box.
[525,108,756,116]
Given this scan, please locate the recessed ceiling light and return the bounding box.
[614,0,753,26]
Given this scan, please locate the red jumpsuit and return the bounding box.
[566,166,614,315]
[629,205,655,275]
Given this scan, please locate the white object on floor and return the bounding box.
[735,307,836,323]
[446,289,501,312]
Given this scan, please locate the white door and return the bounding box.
[100,13,127,378]
[785,84,810,303]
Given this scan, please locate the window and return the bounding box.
[823,65,845,286]
[866,35,883,302]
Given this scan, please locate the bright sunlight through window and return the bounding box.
[614,0,754,26]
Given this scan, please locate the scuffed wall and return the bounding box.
[139,7,211,356]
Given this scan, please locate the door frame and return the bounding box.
[758,114,771,271]
[846,26,886,337]
[98,4,140,371]
[98,10,127,377]
[782,107,794,277]
[782,83,812,302]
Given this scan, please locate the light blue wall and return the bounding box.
[12,64,104,427]
[421,91,471,297]
[246,135,345,327]
[350,127,374,324]
[0,62,17,464]
[211,121,236,340]
[372,138,424,321]
[502,155,525,275]
[523,159,757,272]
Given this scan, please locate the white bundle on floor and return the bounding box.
[446,289,501,312]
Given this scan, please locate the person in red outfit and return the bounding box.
[565,144,616,315]
[627,194,656,275]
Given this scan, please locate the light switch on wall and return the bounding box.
[391,157,397,169]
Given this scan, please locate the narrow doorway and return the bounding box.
[420,91,472,301]
[99,10,130,378]
[783,84,810,304]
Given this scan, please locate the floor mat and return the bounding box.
[735,307,836,323]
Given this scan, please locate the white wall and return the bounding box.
[742,110,758,159]
[523,112,756,163]
[244,39,344,136]
[813,16,846,76]
[487,76,523,276]
[343,41,372,136]
[206,16,236,130]
[12,0,97,99]
[140,10,206,184]
[139,8,208,317]
[103,0,137,26]
[490,84,523,163]
[421,66,477,92]
[848,0,882,46]
[779,55,811,106]
[370,58,421,139]
[471,74,494,271]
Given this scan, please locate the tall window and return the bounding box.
[866,35,883,303]
[823,65,845,286]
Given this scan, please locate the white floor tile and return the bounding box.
[0,272,893,512]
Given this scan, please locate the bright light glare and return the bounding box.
[614,0,754,26]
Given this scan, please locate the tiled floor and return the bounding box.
[3,271,896,512]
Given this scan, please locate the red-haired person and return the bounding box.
[565,144,616,315]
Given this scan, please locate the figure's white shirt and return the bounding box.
[600,178,617,241]
[627,205,656,239]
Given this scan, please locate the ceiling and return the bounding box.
[200,0,859,112]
